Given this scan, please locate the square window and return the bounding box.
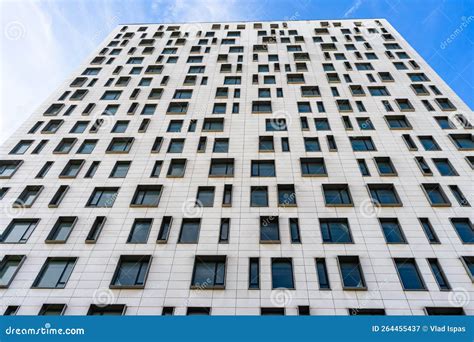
[191,256,226,289]
[320,218,353,243]
[130,185,162,207]
[110,255,151,288]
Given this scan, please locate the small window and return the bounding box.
[157,216,173,243]
[13,185,43,208]
[450,218,473,244]
[10,140,33,154]
[251,160,276,177]
[0,219,39,243]
[350,137,376,151]
[428,258,451,290]
[425,307,465,316]
[130,185,163,207]
[167,139,185,153]
[167,159,186,177]
[86,187,119,208]
[106,137,134,153]
[259,136,274,152]
[209,158,234,177]
[367,184,402,206]
[110,255,151,288]
[374,157,397,176]
[449,185,470,207]
[379,218,406,244]
[250,186,268,207]
[421,183,451,207]
[449,134,474,150]
[260,216,280,243]
[320,218,353,243]
[277,184,296,207]
[87,304,126,316]
[45,216,77,243]
[300,158,327,176]
[196,186,215,207]
[191,255,226,289]
[59,159,84,178]
[32,257,76,289]
[315,258,330,290]
[357,159,370,176]
[249,257,260,289]
[0,255,26,288]
[394,258,426,290]
[0,160,23,178]
[338,256,366,290]
[418,218,440,244]
[304,137,320,152]
[110,161,131,178]
[322,184,353,206]
[271,258,294,289]
[219,218,230,243]
[460,256,474,281]
[385,115,412,129]
[85,216,106,243]
[127,219,152,243]
[38,304,67,316]
[178,218,201,243]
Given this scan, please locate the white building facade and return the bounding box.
[0,19,473,316]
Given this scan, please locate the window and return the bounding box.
[271,258,294,289]
[368,184,402,206]
[252,101,272,113]
[112,121,129,133]
[449,134,474,150]
[385,115,412,129]
[449,185,470,207]
[166,102,188,114]
[415,157,432,175]
[249,258,260,289]
[304,137,320,152]
[60,159,84,178]
[77,139,97,154]
[110,255,151,288]
[106,137,134,153]
[300,158,327,176]
[70,121,89,133]
[428,258,451,290]
[1,219,39,243]
[266,118,287,131]
[127,219,152,243]
[202,118,224,132]
[435,98,456,111]
[421,183,451,206]
[402,134,417,150]
[394,258,426,290]
[374,157,397,176]
[0,160,22,178]
[259,136,274,151]
[250,186,268,207]
[368,86,390,96]
[85,216,106,243]
[46,217,77,243]
[32,257,76,289]
[38,304,67,316]
[320,218,353,243]
[251,160,275,177]
[4,306,20,316]
[323,184,353,206]
[450,218,473,244]
[186,307,210,316]
[314,118,331,131]
[130,185,162,207]
[178,219,201,243]
[209,158,234,176]
[338,256,366,290]
[10,140,33,154]
[278,184,296,207]
[53,138,76,154]
[261,308,285,316]
[315,258,330,289]
[357,159,370,176]
[429,158,457,177]
[460,256,474,281]
[36,161,53,179]
[167,120,183,132]
[110,161,131,178]
[349,308,386,315]
[87,304,126,316]
[191,255,226,289]
[379,218,406,243]
[86,187,119,208]
[84,161,100,178]
[418,218,440,244]
[260,216,280,243]
[167,139,185,153]
[167,159,186,177]
[13,185,43,208]
[350,137,376,151]
[101,90,121,100]
[0,255,26,288]
[425,307,465,316]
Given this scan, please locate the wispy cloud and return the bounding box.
[343,0,364,18]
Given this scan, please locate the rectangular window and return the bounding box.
[259,136,274,152]
[86,187,119,208]
[323,184,353,206]
[461,256,474,281]
[0,255,26,288]
[367,184,402,206]
[251,160,276,177]
[196,186,215,207]
[110,161,131,178]
[127,219,152,243]
[260,216,280,243]
[167,159,186,177]
[106,137,134,153]
[167,139,185,153]
[315,258,330,289]
[59,159,84,178]
[350,137,376,151]
[428,258,451,290]
[85,216,106,243]
[130,185,162,207]
[32,257,76,289]
[219,218,230,243]
[320,218,352,243]
[209,158,234,177]
[157,216,172,243]
[379,218,406,244]
[178,218,201,243]
[449,134,474,150]
[449,185,470,207]
[191,256,226,289]
[87,304,126,316]
[418,136,441,151]
[450,218,473,244]
[421,183,451,206]
[394,258,426,290]
[38,304,66,316]
[357,159,370,176]
[45,216,77,243]
[271,258,294,289]
[300,158,327,176]
[14,185,43,208]
[213,138,229,153]
[277,184,296,207]
[374,157,397,176]
[110,255,151,288]
[222,184,232,206]
[432,158,458,176]
[289,218,301,243]
[250,186,268,207]
[338,256,366,290]
[1,219,39,243]
[0,160,23,178]
[249,258,260,289]
[304,137,320,151]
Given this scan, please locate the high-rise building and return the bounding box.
[0,19,472,316]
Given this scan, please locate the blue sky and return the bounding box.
[1,0,473,143]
